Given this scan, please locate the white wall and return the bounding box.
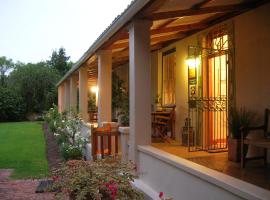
[234,3,270,117]
[138,145,270,200]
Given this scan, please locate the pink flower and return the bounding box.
[159,192,164,198]
[52,175,59,182]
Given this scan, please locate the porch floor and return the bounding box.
[152,141,270,191]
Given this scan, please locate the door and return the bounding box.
[188,32,230,152]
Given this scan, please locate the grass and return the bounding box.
[0,121,48,179]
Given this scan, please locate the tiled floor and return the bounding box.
[152,141,270,191]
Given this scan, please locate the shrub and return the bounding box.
[45,107,87,160]
[60,143,83,161]
[0,87,26,121]
[44,104,63,133]
[51,159,144,200]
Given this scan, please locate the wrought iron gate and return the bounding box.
[187,37,232,152]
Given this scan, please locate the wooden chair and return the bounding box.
[152,114,171,142]
[91,124,119,160]
[241,109,270,168]
[152,104,176,142]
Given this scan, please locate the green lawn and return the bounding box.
[0,121,48,179]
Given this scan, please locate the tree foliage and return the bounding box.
[47,47,73,76]
[0,56,14,86]
[8,62,60,114]
[0,87,26,121]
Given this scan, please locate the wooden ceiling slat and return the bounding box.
[144,2,258,20]
[151,23,207,35]
[192,0,213,9]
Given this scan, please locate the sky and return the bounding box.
[0,0,133,63]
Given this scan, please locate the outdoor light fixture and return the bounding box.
[90,86,98,94]
[90,86,99,106]
[185,56,200,69]
[186,56,200,81]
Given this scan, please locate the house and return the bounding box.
[56,0,270,199]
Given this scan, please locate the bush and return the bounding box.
[0,87,26,121]
[60,143,83,161]
[44,104,63,133]
[45,107,87,160]
[51,159,144,200]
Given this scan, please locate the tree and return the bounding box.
[0,87,26,122]
[48,47,73,76]
[0,56,14,86]
[8,62,60,114]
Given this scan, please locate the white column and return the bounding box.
[64,80,70,111]
[97,50,112,126]
[79,67,89,121]
[58,84,65,113]
[128,20,152,162]
[70,75,78,112]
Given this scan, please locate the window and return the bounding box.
[162,49,176,105]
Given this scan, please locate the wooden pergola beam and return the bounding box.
[151,23,207,35]
[105,22,205,50]
[192,0,213,9]
[109,32,185,49]
[144,2,257,20]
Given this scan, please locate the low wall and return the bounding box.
[81,122,92,160]
[137,145,270,200]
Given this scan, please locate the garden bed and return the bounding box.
[43,123,62,171]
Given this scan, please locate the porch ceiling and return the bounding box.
[67,0,267,85]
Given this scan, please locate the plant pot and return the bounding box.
[228,137,241,162]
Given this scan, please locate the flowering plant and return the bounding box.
[51,159,144,200]
[45,107,88,160]
[159,192,173,200]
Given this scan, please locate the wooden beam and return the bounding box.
[192,0,213,9]
[156,18,178,29]
[112,48,129,58]
[109,32,186,50]
[100,29,129,50]
[151,23,207,35]
[145,2,258,20]
[142,0,166,15]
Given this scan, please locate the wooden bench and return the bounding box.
[241,109,270,168]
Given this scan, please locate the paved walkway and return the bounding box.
[0,169,54,200]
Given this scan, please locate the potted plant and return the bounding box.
[228,107,255,162]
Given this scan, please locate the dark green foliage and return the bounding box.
[88,92,97,111]
[8,62,60,115]
[60,143,82,161]
[0,87,26,121]
[0,56,14,87]
[112,72,129,125]
[47,47,73,76]
[112,72,126,112]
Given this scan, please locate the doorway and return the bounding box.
[188,32,230,152]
